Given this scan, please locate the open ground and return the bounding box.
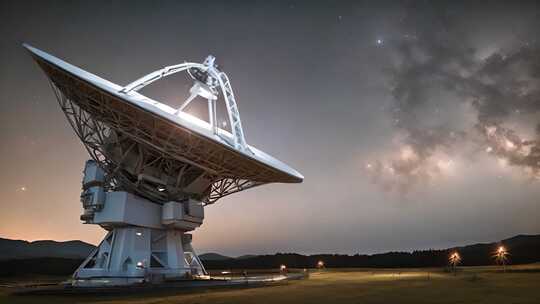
[1,264,539,304]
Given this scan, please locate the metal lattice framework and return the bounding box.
[52,81,264,204]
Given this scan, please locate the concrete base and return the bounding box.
[73,227,206,286]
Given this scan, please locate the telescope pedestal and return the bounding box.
[72,161,207,286]
[73,227,206,286]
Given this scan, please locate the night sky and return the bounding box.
[1,1,540,256]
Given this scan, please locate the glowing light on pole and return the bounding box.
[449,252,461,275]
[317,260,325,269]
[494,246,508,272]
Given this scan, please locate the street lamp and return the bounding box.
[449,252,461,275]
[494,246,509,272]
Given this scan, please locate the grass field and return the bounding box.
[1,264,540,304]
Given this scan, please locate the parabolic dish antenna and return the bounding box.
[25,44,303,286]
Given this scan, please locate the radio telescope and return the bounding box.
[24,44,303,286]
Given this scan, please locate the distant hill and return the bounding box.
[198,253,258,261]
[199,253,232,261]
[447,234,540,266]
[236,254,258,260]
[0,238,95,260]
[202,234,540,269]
[1,234,539,276]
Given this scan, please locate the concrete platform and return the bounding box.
[12,272,308,296]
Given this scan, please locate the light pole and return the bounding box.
[449,252,461,276]
[494,246,508,272]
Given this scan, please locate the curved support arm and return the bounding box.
[119,58,249,153]
[119,62,206,93]
[213,71,247,151]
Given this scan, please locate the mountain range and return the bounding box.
[200,234,540,269]
[0,234,539,276]
[0,238,254,261]
[0,238,94,260]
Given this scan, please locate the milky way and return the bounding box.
[368,3,540,192]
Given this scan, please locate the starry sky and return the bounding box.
[1,0,540,256]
